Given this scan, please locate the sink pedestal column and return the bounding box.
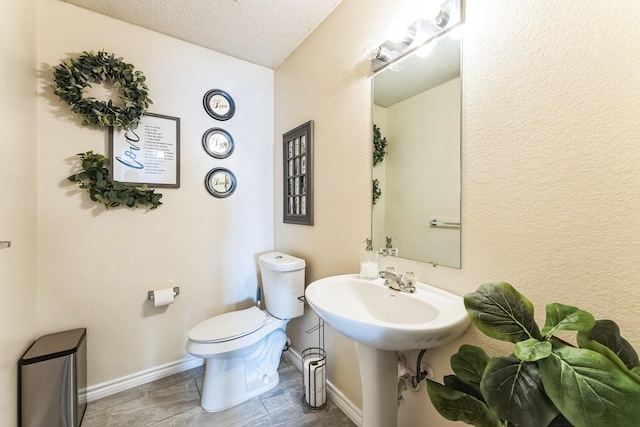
[355,343,398,427]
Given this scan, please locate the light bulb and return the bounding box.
[417,0,443,21]
[432,9,450,28]
[387,21,409,43]
[363,40,382,60]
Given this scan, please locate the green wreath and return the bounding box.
[68,151,163,209]
[373,123,388,166]
[52,50,152,131]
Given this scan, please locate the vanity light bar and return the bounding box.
[371,0,462,73]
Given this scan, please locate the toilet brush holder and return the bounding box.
[301,347,327,410]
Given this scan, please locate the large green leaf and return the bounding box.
[443,375,484,402]
[426,380,503,427]
[464,282,541,343]
[451,345,490,393]
[480,355,558,427]
[514,338,552,362]
[541,303,595,338]
[576,337,640,386]
[577,319,639,369]
[539,343,640,427]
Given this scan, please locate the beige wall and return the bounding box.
[0,0,38,425]
[276,0,640,425]
[36,0,274,387]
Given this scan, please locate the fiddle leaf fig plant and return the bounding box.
[427,282,640,427]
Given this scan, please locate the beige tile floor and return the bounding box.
[81,355,356,426]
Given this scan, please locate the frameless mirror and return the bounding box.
[371,35,461,268]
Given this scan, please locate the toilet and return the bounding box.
[186,251,306,412]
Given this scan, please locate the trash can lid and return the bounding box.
[20,328,86,365]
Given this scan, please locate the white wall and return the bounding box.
[0,0,38,425]
[276,0,640,426]
[36,0,274,386]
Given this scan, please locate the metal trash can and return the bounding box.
[19,328,87,427]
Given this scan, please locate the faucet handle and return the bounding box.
[404,271,416,285]
[386,266,396,274]
[403,271,417,293]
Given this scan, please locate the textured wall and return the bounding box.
[37,0,274,387]
[276,0,640,425]
[0,1,38,426]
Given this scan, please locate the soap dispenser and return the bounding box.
[360,238,379,279]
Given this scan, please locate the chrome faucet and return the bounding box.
[379,268,417,293]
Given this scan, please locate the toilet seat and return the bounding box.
[188,306,266,343]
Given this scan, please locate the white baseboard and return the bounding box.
[86,356,204,403]
[283,348,363,427]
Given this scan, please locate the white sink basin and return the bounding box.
[305,274,469,351]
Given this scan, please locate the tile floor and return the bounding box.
[81,355,357,426]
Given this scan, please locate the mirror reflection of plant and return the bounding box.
[68,151,162,209]
[427,282,640,427]
[373,124,387,166]
[373,124,387,206]
[372,179,381,205]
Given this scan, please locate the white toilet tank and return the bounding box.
[259,252,305,319]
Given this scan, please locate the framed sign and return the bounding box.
[283,120,314,225]
[109,113,180,188]
[203,89,235,121]
[205,168,237,198]
[202,128,234,159]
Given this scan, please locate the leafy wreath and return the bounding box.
[53,51,162,209]
[68,152,163,209]
[372,124,388,206]
[373,123,388,166]
[52,50,152,131]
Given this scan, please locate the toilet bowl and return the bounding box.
[186,252,305,412]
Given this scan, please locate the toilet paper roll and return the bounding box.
[303,357,326,406]
[153,288,175,307]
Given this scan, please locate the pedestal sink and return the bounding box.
[305,274,470,427]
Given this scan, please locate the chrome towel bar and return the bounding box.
[429,219,460,229]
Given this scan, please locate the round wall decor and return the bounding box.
[205,168,237,198]
[202,128,234,159]
[203,89,235,121]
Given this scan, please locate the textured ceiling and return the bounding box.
[62,0,344,69]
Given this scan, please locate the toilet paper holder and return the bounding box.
[147,287,180,301]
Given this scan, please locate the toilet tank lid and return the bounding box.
[259,252,305,272]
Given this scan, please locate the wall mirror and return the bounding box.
[371,23,461,268]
